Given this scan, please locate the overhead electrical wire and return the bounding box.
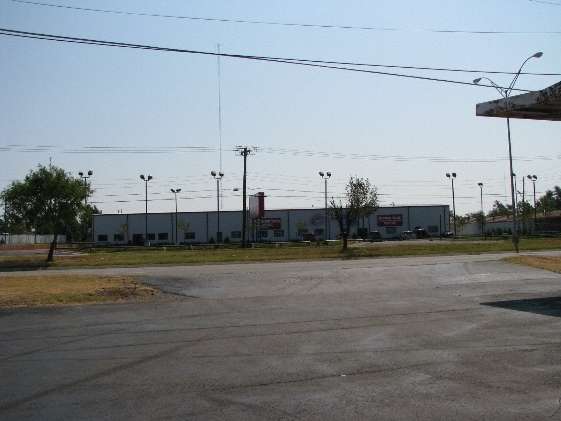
[10,0,561,34]
[529,0,561,5]
[0,29,558,93]
[1,144,559,164]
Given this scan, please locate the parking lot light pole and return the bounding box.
[319,172,331,242]
[478,183,484,235]
[78,171,93,204]
[171,188,181,245]
[140,174,153,245]
[473,52,542,253]
[446,173,457,235]
[78,170,93,241]
[211,171,224,243]
[527,175,537,233]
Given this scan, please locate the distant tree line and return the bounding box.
[456,185,561,235]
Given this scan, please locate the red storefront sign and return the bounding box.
[260,218,281,230]
[249,192,265,219]
[377,214,403,226]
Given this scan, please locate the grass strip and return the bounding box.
[1,238,560,269]
[0,274,158,307]
[503,255,561,274]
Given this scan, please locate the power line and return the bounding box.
[0,29,557,92]
[11,0,561,34]
[529,0,561,5]
[2,143,560,163]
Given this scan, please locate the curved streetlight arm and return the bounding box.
[473,77,507,98]
[474,52,543,98]
[508,52,543,93]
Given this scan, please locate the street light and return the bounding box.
[211,171,224,243]
[78,170,93,242]
[319,172,331,242]
[446,173,457,235]
[78,171,93,204]
[473,52,543,252]
[527,175,538,233]
[171,188,181,245]
[478,183,484,235]
[140,174,153,245]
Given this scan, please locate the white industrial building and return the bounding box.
[92,205,450,245]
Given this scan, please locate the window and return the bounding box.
[184,232,196,240]
[231,231,242,238]
[113,233,124,241]
[297,229,308,236]
[147,233,155,241]
[386,227,396,235]
[98,235,108,242]
[274,230,284,238]
[260,230,268,238]
[314,229,325,236]
[158,233,169,240]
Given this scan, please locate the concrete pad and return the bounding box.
[1,254,560,420]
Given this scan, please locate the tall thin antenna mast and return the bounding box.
[217,44,222,173]
[217,44,223,208]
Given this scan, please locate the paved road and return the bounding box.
[1,252,561,420]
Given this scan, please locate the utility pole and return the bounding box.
[236,147,255,248]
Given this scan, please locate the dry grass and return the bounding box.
[0,274,159,308]
[503,255,561,274]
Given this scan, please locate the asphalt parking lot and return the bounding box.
[1,252,561,420]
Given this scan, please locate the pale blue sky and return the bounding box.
[1,0,559,217]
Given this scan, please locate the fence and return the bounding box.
[1,234,66,245]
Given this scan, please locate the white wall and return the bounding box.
[1,234,66,244]
[93,205,449,245]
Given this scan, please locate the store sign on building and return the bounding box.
[249,192,266,219]
[260,218,281,230]
[377,214,403,226]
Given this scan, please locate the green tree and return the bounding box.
[470,211,486,234]
[487,200,510,220]
[60,203,100,242]
[538,196,556,215]
[116,221,130,243]
[296,220,307,236]
[330,177,379,251]
[1,165,93,262]
[177,218,191,244]
[538,187,561,214]
[516,200,534,234]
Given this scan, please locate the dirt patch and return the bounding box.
[0,274,160,307]
[503,255,561,274]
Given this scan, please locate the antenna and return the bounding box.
[217,44,223,209]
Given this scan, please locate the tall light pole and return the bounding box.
[211,171,224,243]
[446,173,457,235]
[140,174,153,245]
[478,183,484,235]
[527,175,537,233]
[171,188,181,245]
[319,172,331,242]
[473,52,542,252]
[78,170,93,242]
[78,171,93,204]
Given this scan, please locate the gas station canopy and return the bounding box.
[476,81,561,121]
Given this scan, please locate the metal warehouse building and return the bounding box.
[92,205,449,245]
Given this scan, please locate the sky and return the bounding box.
[1,0,560,217]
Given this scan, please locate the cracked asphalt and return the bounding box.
[1,252,561,420]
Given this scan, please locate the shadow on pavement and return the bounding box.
[482,296,561,318]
